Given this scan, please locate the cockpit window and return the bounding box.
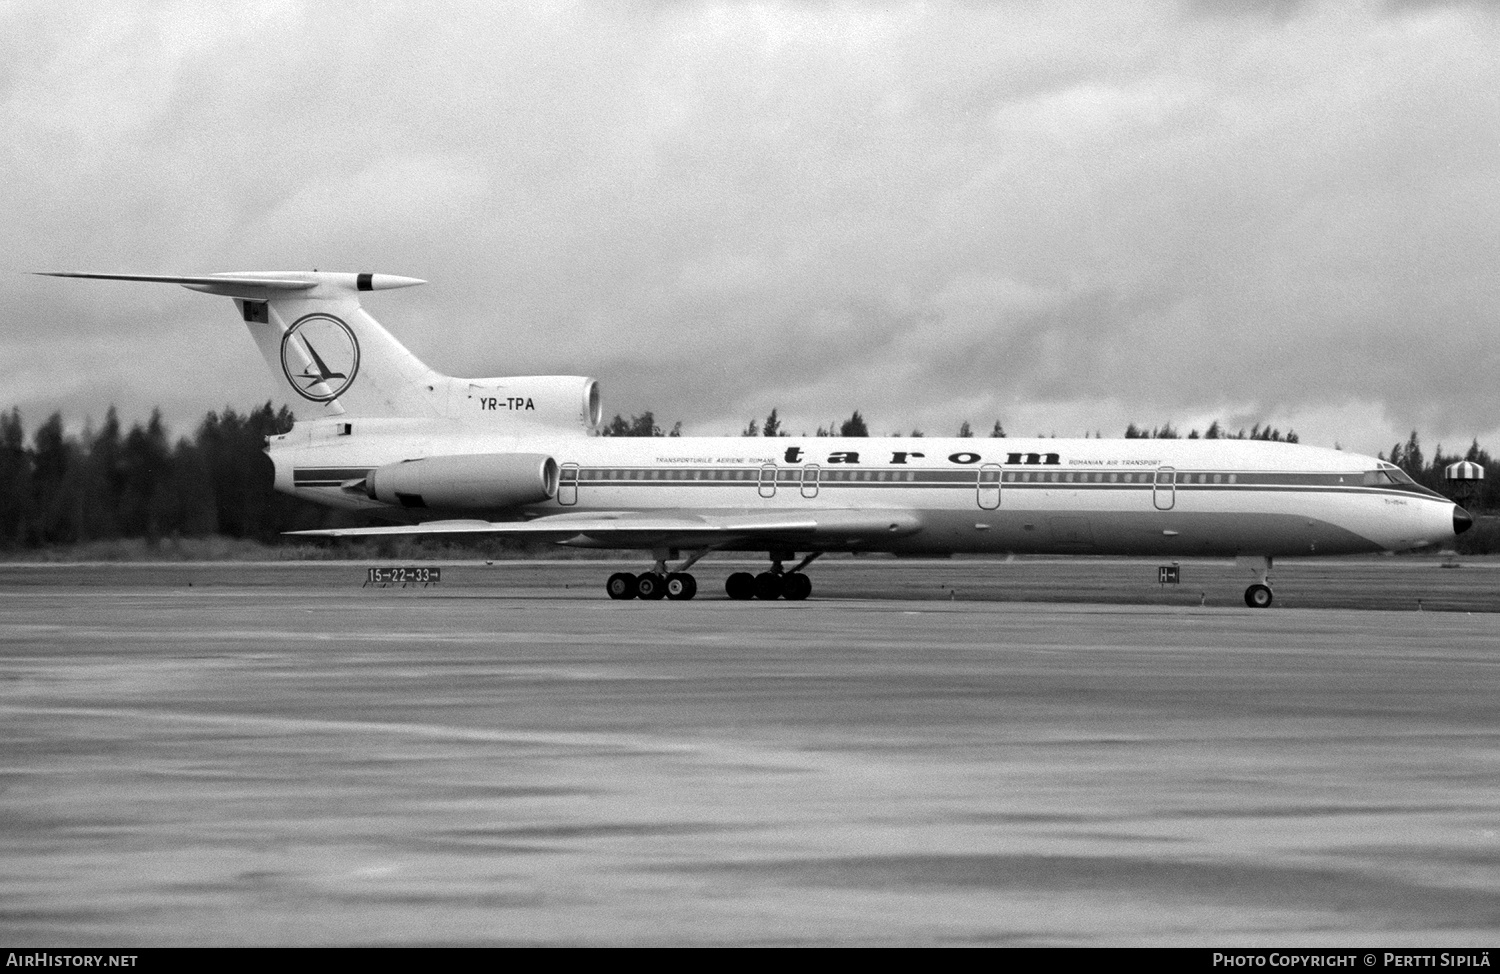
[1365,467,1419,487]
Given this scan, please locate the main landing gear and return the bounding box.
[606,548,704,600]
[605,550,824,602]
[726,552,820,602]
[1238,555,1275,608]
[607,570,697,601]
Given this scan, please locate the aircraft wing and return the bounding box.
[286,508,923,548]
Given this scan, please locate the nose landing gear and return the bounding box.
[1238,555,1275,608]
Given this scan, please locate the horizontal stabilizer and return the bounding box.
[34,271,426,298]
[36,271,316,290]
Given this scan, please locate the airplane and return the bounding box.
[41,270,1473,607]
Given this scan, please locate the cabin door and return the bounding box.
[801,464,821,499]
[559,463,579,506]
[977,463,1002,510]
[1153,466,1176,511]
[758,464,778,498]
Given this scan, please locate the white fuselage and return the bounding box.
[268,419,1458,558]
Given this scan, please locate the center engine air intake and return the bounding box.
[365,453,559,510]
[459,376,603,431]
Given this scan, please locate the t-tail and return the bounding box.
[37,271,602,432]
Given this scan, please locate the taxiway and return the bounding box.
[1,560,1497,945]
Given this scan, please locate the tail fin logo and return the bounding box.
[280,314,360,402]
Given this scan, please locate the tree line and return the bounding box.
[611,408,1298,442]
[2,404,1497,551]
[0,403,346,549]
[1122,420,1299,442]
[605,409,1010,439]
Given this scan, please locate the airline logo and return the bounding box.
[281,314,360,402]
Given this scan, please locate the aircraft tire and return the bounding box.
[606,572,638,600]
[782,572,811,601]
[665,573,697,600]
[725,572,756,600]
[1244,584,1273,608]
[636,572,668,600]
[753,571,784,600]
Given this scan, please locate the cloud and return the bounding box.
[2,0,1497,456]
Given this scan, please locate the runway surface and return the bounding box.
[2,559,1498,945]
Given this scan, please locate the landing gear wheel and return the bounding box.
[782,572,811,601]
[665,572,697,601]
[635,572,668,600]
[726,572,756,600]
[606,572,638,600]
[754,571,784,600]
[1245,584,1273,608]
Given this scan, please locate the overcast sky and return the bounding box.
[4,0,1498,456]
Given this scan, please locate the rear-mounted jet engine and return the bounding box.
[365,453,559,510]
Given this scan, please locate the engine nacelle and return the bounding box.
[365,453,559,510]
[456,375,602,431]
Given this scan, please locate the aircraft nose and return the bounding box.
[1454,506,1474,536]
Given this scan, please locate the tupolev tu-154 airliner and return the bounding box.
[42,270,1472,606]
